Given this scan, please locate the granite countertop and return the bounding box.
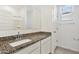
[0,32,51,54]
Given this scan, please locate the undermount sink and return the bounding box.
[9,39,32,47]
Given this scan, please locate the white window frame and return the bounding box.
[58,5,75,24]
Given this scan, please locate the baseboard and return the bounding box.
[56,45,79,53]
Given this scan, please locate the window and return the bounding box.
[61,5,72,15]
[59,5,74,24]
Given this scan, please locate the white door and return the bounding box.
[57,5,79,52]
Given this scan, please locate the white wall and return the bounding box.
[31,6,41,29]
[15,6,27,30]
[26,6,41,29]
[40,6,53,32]
[57,5,79,52]
[0,6,16,30]
[0,6,29,37]
[26,5,54,31]
[0,5,55,37]
[0,6,26,30]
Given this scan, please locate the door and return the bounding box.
[57,5,79,52]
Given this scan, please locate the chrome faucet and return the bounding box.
[16,32,22,40]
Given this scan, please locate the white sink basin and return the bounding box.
[9,39,32,47]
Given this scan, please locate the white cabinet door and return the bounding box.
[52,32,56,53]
[41,36,51,54]
[15,41,40,54]
[15,36,51,54]
[30,48,40,54]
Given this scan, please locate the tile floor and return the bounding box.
[54,46,79,54]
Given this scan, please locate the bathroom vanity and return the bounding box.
[0,32,52,54]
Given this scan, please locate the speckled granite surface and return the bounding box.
[0,32,51,54]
